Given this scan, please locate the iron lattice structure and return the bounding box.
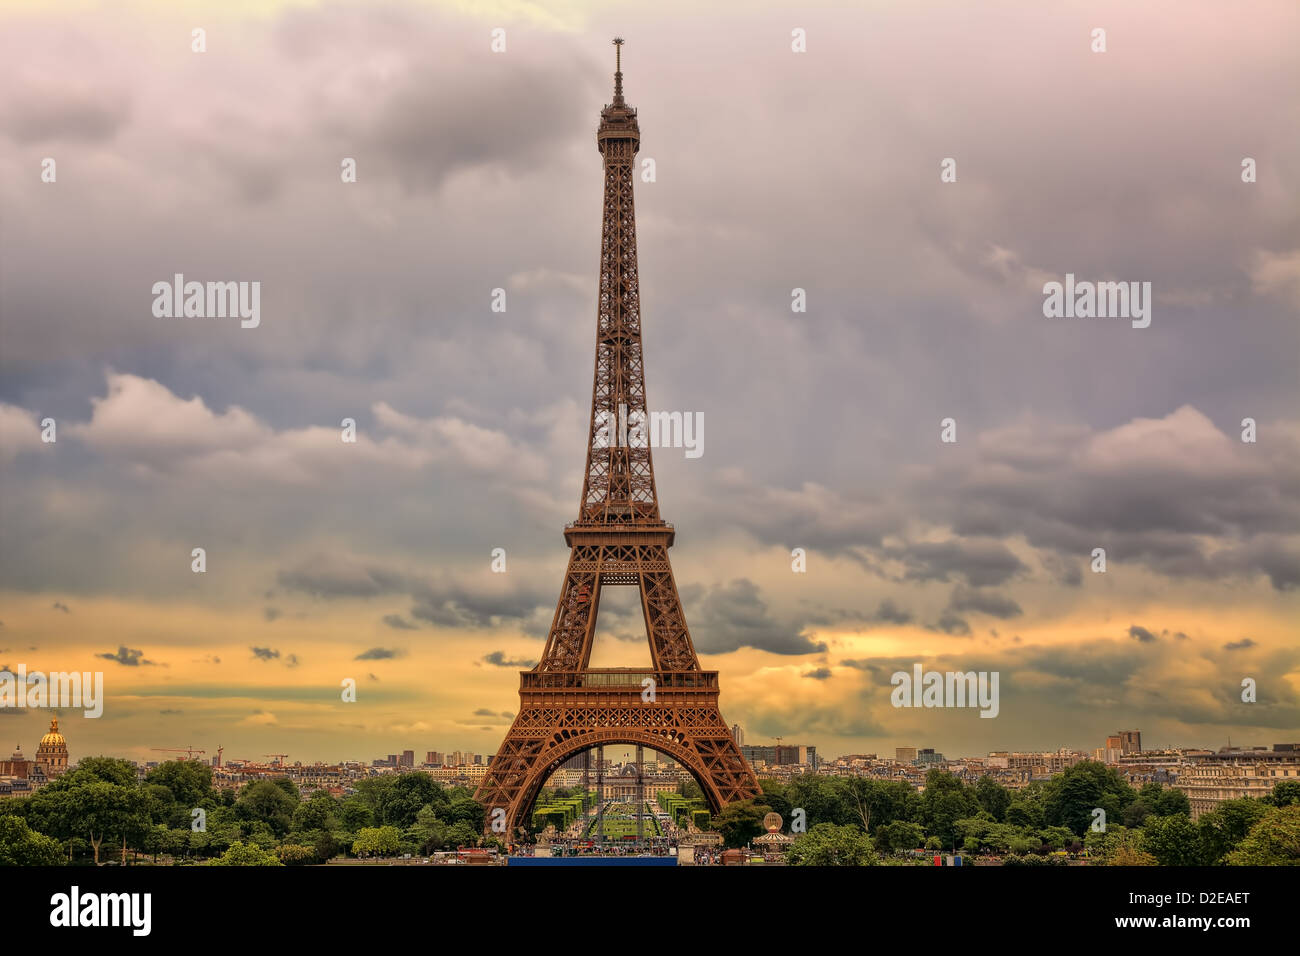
[476,41,760,838]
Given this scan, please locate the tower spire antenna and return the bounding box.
[612,36,625,105]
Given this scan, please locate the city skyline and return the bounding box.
[3,715,1290,770]
[2,0,1298,767]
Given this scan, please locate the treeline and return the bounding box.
[705,763,1300,866]
[4,757,1297,866]
[0,758,497,866]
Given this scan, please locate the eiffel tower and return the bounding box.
[476,39,760,840]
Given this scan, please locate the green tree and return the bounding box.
[1197,799,1269,865]
[376,773,439,827]
[407,805,449,854]
[443,794,484,831]
[974,776,1012,822]
[161,827,190,862]
[1042,761,1134,837]
[954,816,995,854]
[210,841,283,866]
[786,823,877,866]
[1225,805,1300,865]
[755,780,792,819]
[711,800,765,848]
[873,820,925,854]
[146,760,214,810]
[1141,813,1204,866]
[78,780,148,864]
[956,817,1021,855]
[1144,782,1191,817]
[236,779,298,837]
[1006,797,1044,830]
[307,828,341,863]
[1038,825,1075,851]
[1007,833,1038,855]
[785,776,854,828]
[352,825,402,858]
[0,815,64,865]
[1124,782,1190,827]
[835,777,916,832]
[449,816,486,848]
[272,778,299,801]
[70,756,139,788]
[277,844,314,865]
[291,793,338,833]
[1266,781,1300,807]
[21,756,146,863]
[1085,823,1140,864]
[1110,844,1158,866]
[918,771,978,849]
[338,797,373,831]
[445,821,479,849]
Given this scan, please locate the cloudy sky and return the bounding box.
[1,0,1297,766]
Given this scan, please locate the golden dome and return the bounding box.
[39,717,66,749]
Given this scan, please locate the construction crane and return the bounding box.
[263,753,289,767]
[151,747,207,761]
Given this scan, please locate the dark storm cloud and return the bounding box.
[96,646,154,666]
[947,585,1023,620]
[709,408,1300,597]
[1223,639,1257,651]
[999,642,1300,731]
[912,410,1300,591]
[250,647,281,661]
[0,82,130,143]
[481,651,537,669]
[806,598,915,630]
[802,668,833,680]
[277,555,551,628]
[277,559,410,599]
[870,599,913,625]
[1040,553,1084,587]
[686,579,826,656]
[408,583,548,629]
[887,540,1028,588]
[1020,644,1156,687]
[382,614,418,630]
[470,708,514,721]
[354,61,589,195]
[928,612,971,637]
[703,472,901,558]
[355,647,405,660]
[1128,626,1158,644]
